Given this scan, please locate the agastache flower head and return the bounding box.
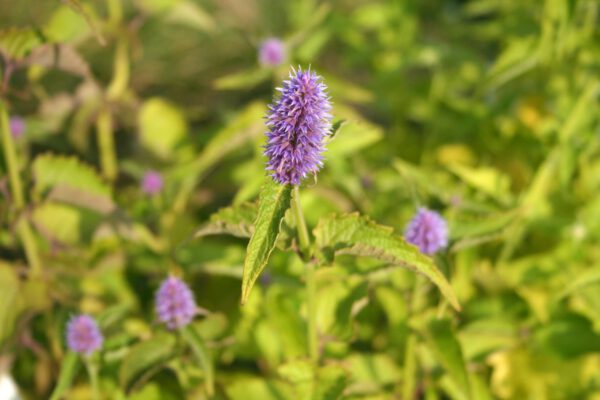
[155,276,197,330]
[9,116,25,139]
[66,315,103,355]
[141,170,163,195]
[404,208,448,255]
[259,38,286,67]
[265,66,332,185]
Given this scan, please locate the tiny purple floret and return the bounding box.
[155,276,197,330]
[265,66,332,185]
[66,315,103,355]
[404,208,448,255]
[9,116,25,139]
[141,170,163,195]
[259,38,286,67]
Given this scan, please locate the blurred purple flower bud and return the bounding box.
[155,276,197,330]
[66,315,103,355]
[259,38,286,67]
[265,66,332,185]
[404,208,448,255]
[9,116,25,139]
[141,170,163,195]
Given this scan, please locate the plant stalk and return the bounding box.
[291,186,318,364]
[1,101,42,277]
[84,357,100,400]
[96,108,117,182]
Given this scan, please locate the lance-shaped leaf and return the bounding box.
[314,213,460,311]
[119,333,177,393]
[194,202,257,239]
[241,178,292,304]
[49,352,79,400]
[180,325,214,396]
[425,318,471,399]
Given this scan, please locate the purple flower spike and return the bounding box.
[66,315,103,355]
[259,38,286,67]
[9,116,25,139]
[141,170,163,195]
[404,208,448,255]
[265,66,332,185]
[155,276,197,330]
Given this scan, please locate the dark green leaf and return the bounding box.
[241,178,292,304]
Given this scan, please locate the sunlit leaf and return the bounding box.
[0,28,44,60]
[314,213,461,310]
[138,98,188,160]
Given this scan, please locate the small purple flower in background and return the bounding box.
[265,66,332,185]
[404,208,448,255]
[66,315,103,355]
[155,276,197,330]
[9,116,25,139]
[259,38,286,67]
[141,170,163,195]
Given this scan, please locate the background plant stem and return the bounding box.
[1,101,42,277]
[85,357,100,400]
[291,186,318,364]
[96,108,117,182]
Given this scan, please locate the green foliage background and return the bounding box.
[1,0,600,399]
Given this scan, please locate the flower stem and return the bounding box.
[84,357,100,400]
[1,101,42,277]
[291,186,318,364]
[0,101,24,209]
[96,108,117,182]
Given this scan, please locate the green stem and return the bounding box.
[402,276,428,399]
[291,186,310,256]
[16,218,43,277]
[291,186,318,364]
[1,101,42,277]
[84,357,100,400]
[0,101,24,209]
[96,108,117,182]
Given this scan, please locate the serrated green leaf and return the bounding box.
[49,352,79,400]
[241,178,292,304]
[194,202,257,239]
[0,28,44,60]
[314,213,460,310]
[180,325,214,396]
[119,333,177,393]
[425,318,471,399]
[32,154,111,199]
